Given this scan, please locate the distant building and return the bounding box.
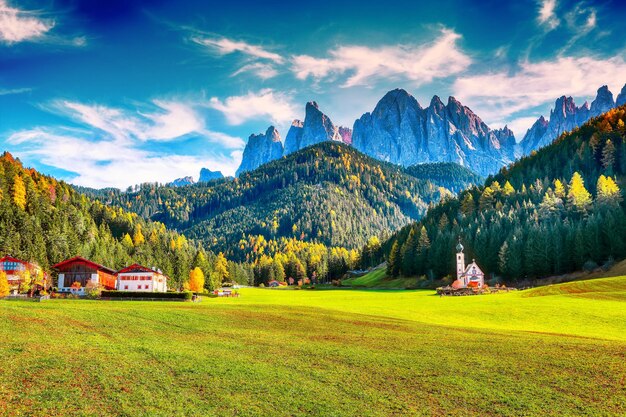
[116,264,168,292]
[454,239,485,288]
[0,255,47,292]
[54,256,117,294]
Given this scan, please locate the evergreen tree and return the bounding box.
[387,240,401,277]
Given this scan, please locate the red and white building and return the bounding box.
[116,264,168,292]
[0,255,47,292]
[53,256,117,294]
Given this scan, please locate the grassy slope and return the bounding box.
[1,280,625,417]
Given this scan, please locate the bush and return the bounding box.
[583,260,599,272]
[100,291,192,300]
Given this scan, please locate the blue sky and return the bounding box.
[1,0,625,188]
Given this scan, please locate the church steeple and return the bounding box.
[456,237,465,281]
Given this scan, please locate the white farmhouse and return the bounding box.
[117,264,168,292]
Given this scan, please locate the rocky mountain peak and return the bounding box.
[300,100,341,149]
[590,85,615,117]
[236,125,285,176]
[199,168,224,182]
[338,126,352,145]
[169,176,195,187]
[617,84,626,107]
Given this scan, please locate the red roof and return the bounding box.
[117,264,159,275]
[0,255,38,267]
[52,256,116,274]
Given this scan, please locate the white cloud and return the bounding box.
[232,62,279,80]
[291,28,471,88]
[453,55,626,130]
[190,36,284,64]
[50,99,237,147]
[7,127,242,189]
[4,97,246,188]
[208,89,298,126]
[0,0,53,43]
[537,0,560,30]
[0,86,31,95]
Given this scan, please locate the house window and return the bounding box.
[124,285,128,290]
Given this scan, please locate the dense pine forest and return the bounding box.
[404,162,483,193]
[0,152,252,289]
[369,106,626,283]
[79,143,479,259]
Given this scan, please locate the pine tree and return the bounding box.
[597,175,622,206]
[12,175,26,210]
[400,228,418,276]
[213,252,229,287]
[387,240,401,277]
[567,172,592,214]
[601,139,615,174]
[460,193,475,216]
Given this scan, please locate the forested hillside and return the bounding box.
[367,107,626,283]
[0,152,252,288]
[405,162,483,193]
[79,143,477,260]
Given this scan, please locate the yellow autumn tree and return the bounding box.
[597,175,622,206]
[212,252,229,289]
[0,271,9,298]
[502,181,515,196]
[188,267,205,293]
[567,172,592,212]
[553,179,566,199]
[121,233,134,249]
[133,225,145,246]
[12,175,26,210]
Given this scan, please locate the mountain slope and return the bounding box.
[0,152,206,287]
[368,106,626,282]
[81,143,480,259]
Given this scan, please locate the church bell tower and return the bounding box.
[456,238,465,281]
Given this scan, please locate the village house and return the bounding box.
[54,256,117,294]
[453,240,485,288]
[116,264,168,292]
[0,255,48,293]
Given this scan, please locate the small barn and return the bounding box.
[54,257,117,294]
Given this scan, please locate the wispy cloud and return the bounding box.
[5,98,245,188]
[208,89,298,126]
[0,0,53,44]
[190,34,284,80]
[231,62,279,80]
[453,55,626,135]
[291,28,471,88]
[190,35,284,63]
[0,86,31,95]
[537,0,560,30]
[7,127,241,188]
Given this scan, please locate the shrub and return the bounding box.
[100,291,192,300]
[583,260,599,272]
[85,282,101,299]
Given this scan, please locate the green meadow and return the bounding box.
[1,276,625,417]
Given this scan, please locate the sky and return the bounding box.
[1,0,626,189]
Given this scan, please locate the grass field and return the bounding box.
[1,277,625,416]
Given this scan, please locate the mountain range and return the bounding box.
[82,143,482,258]
[235,84,626,178]
[169,168,224,187]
